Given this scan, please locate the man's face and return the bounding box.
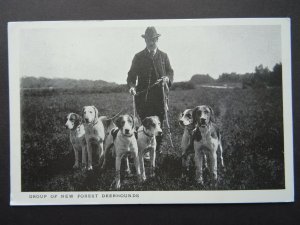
[145,37,158,51]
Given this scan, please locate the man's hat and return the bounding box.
[141,26,161,39]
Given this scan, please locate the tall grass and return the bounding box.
[21,87,284,191]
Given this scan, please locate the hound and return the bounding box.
[192,105,224,184]
[179,109,196,177]
[82,105,105,170]
[137,116,162,181]
[99,109,123,137]
[101,120,118,171]
[65,113,87,169]
[99,116,116,136]
[104,115,141,189]
[101,114,137,172]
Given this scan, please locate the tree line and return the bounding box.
[171,63,282,90]
[21,63,282,95]
[216,63,282,88]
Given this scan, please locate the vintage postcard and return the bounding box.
[9,18,293,205]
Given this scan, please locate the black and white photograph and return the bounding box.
[9,18,293,205]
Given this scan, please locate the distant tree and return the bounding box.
[245,64,271,88]
[214,63,281,89]
[217,72,241,83]
[269,63,282,86]
[254,64,271,83]
[190,74,215,84]
[20,77,118,89]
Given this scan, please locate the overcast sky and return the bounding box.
[19,20,282,83]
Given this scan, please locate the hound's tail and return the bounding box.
[100,110,123,135]
[218,133,224,168]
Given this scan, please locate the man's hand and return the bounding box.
[162,76,169,85]
[129,87,136,96]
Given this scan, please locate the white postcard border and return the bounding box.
[9,18,294,205]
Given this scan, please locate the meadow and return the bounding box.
[21,86,285,191]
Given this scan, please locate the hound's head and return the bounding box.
[65,113,82,130]
[99,116,116,135]
[115,115,135,136]
[142,116,162,136]
[82,106,98,124]
[192,105,215,127]
[179,109,193,127]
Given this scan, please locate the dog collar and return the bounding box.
[71,122,82,131]
[143,128,154,138]
[92,119,99,126]
[122,133,134,138]
[71,125,78,131]
[197,122,208,128]
[73,125,81,132]
[187,127,194,135]
[84,119,98,127]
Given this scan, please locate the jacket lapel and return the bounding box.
[143,48,151,59]
[143,48,161,60]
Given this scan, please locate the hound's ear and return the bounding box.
[81,106,86,118]
[189,112,194,124]
[99,116,109,130]
[115,116,123,129]
[92,106,99,118]
[179,112,184,119]
[192,106,200,124]
[142,117,152,129]
[129,114,135,129]
[153,116,160,123]
[208,106,215,123]
[74,114,82,127]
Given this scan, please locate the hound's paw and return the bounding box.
[181,169,189,181]
[210,179,218,188]
[81,163,87,170]
[100,164,106,170]
[138,174,144,183]
[196,177,204,185]
[150,169,155,178]
[220,161,225,168]
[115,181,121,190]
[213,174,218,181]
[125,169,132,177]
[73,163,79,169]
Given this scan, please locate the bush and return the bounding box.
[170,81,196,90]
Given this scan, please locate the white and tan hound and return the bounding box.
[65,113,87,169]
[179,109,196,177]
[82,105,105,170]
[104,115,141,189]
[99,109,123,137]
[192,105,224,184]
[137,116,162,181]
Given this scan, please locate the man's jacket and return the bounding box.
[127,48,174,118]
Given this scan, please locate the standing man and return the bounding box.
[127,26,174,153]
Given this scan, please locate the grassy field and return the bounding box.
[21,86,285,191]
